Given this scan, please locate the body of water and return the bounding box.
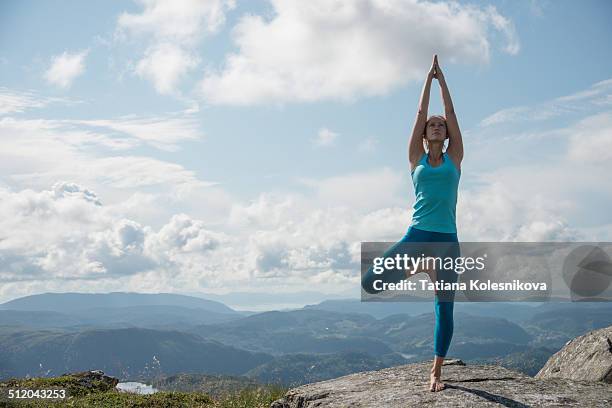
[116,382,158,395]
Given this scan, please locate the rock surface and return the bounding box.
[536,325,612,383]
[270,358,612,407]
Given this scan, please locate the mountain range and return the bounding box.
[1,292,611,385]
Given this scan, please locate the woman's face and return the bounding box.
[425,118,447,142]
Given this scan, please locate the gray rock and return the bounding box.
[536,325,612,383]
[271,359,612,407]
[60,370,119,391]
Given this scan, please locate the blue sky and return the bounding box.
[1,0,611,303]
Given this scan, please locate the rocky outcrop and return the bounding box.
[536,325,612,383]
[61,370,119,392]
[270,358,612,407]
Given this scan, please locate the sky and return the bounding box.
[1,0,611,304]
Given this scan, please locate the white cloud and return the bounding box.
[151,213,226,253]
[68,112,203,151]
[78,156,216,191]
[0,116,214,198]
[0,184,108,272]
[529,0,548,17]
[0,116,140,152]
[312,127,338,147]
[8,154,214,195]
[228,193,302,229]
[1,132,610,302]
[0,88,79,115]
[0,183,263,300]
[485,4,520,55]
[357,207,410,242]
[0,111,233,237]
[117,0,235,43]
[52,181,102,205]
[0,88,51,114]
[299,167,408,211]
[44,50,88,88]
[200,0,519,105]
[0,109,203,152]
[235,202,367,283]
[464,78,612,247]
[224,187,412,288]
[567,112,612,163]
[358,137,379,152]
[456,178,581,242]
[117,0,236,94]
[220,171,414,289]
[0,184,223,289]
[479,78,612,127]
[460,106,612,242]
[514,220,575,241]
[135,43,200,95]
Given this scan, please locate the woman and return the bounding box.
[361,54,463,392]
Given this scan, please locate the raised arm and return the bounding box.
[408,56,436,171]
[435,58,463,169]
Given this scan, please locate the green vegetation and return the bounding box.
[0,374,287,408]
[1,374,116,398]
[148,373,262,397]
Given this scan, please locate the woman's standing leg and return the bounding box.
[431,291,455,391]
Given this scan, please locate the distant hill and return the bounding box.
[2,293,610,386]
[0,310,83,328]
[185,290,355,311]
[470,346,557,376]
[188,309,383,355]
[245,351,406,387]
[449,341,532,359]
[0,305,242,330]
[206,308,377,332]
[452,312,532,343]
[69,304,242,327]
[0,292,238,315]
[0,327,271,380]
[304,298,541,321]
[353,311,532,360]
[304,298,433,318]
[187,308,532,364]
[523,303,612,348]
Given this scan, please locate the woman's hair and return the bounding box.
[423,114,448,152]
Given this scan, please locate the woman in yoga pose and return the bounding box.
[361,54,463,392]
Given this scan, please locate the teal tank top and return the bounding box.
[410,152,460,233]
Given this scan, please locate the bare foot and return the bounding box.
[429,369,446,392]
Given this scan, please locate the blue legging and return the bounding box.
[361,226,459,358]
